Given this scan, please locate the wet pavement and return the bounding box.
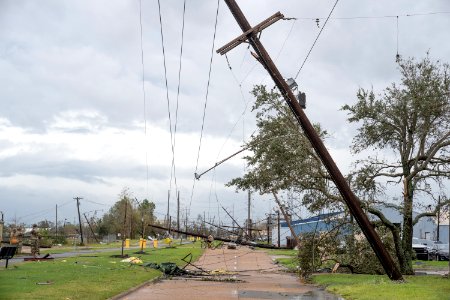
[114,245,342,300]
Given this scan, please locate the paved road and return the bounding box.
[114,246,342,300]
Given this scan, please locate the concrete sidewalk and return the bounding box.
[115,245,341,300]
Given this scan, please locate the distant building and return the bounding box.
[379,205,447,243]
[272,204,447,246]
[272,211,343,247]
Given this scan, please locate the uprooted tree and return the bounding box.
[342,55,450,274]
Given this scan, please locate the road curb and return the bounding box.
[108,276,163,300]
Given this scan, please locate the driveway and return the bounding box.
[114,245,341,300]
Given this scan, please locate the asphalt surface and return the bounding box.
[113,245,342,300]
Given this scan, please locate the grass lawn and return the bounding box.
[39,241,124,254]
[312,274,450,300]
[0,243,202,300]
[274,257,300,271]
[262,248,300,272]
[413,260,449,270]
[264,248,298,257]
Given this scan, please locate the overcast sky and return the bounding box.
[0,0,449,227]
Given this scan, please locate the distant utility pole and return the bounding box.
[166,190,170,228]
[277,210,280,248]
[448,199,449,279]
[121,198,128,257]
[185,207,188,232]
[218,0,402,281]
[232,204,235,231]
[55,204,58,238]
[169,216,172,236]
[177,191,180,236]
[437,195,441,241]
[247,190,252,239]
[74,197,84,245]
[84,213,99,243]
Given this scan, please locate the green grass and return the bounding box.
[312,274,450,300]
[261,248,300,271]
[264,248,298,256]
[413,260,449,269]
[0,244,202,300]
[39,240,142,254]
[275,257,299,271]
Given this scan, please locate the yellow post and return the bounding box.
[125,238,130,248]
[153,239,158,248]
[143,239,147,249]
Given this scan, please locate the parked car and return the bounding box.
[430,243,449,261]
[412,243,430,260]
[412,237,434,249]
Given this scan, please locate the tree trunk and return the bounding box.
[272,192,301,247]
[401,177,415,274]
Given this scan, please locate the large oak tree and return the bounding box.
[343,55,450,274]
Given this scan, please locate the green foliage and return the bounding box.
[340,228,398,275]
[227,85,339,213]
[51,235,67,245]
[98,187,156,239]
[298,233,322,277]
[342,55,450,274]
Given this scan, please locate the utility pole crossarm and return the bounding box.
[221,0,403,281]
[195,147,246,180]
[217,12,284,55]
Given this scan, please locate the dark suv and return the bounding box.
[430,243,449,261]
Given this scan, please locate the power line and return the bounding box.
[294,0,340,80]
[219,54,252,153]
[16,199,73,221]
[189,0,221,216]
[259,18,297,85]
[396,16,400,61]
[170,0,188,195]
[240,19,296,86]
[83,199,110,206]
[156,0,176,201]
[295,11,450,20]
[138,0,149,199]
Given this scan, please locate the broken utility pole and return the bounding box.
[247,190,252,239]
[148,223,285,249]
[219,0,403,280]
[84,213,99,244]
[74,197,84,245]
[273,192,300,248]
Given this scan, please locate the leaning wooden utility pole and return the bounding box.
[247,190,252,239]
[219,0,403,280]
[273,192,300,247]
[176,191,180,238]
[74,197,84,245]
